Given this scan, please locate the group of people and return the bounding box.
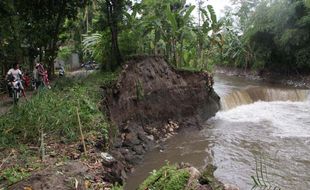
[5,62,50,98]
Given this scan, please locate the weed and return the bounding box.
[135,80,144,101]
[251,157,281,190]
[138,164,190,190]
[0,166,31,185]
[111,183,123,190]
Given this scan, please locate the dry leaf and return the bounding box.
[84,180,91,189]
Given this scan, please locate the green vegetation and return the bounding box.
[111,183,124,190]
[0,166,31,185]
[79,0,222,71]
[138,164,190,190]
[1,0,309,79]
[135,80,144,101]
[0,72,117,148]
[218,0,310,74]
[0,0,88,77]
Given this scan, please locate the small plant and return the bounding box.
[111,183,123,190]
[135,80,144,101]
[138,164,190,190]
[0,166,31,185]
[251,157,281,190]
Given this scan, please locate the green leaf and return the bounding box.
[207,5,217,25]
[183,5,195,22]
[165,5,178,34]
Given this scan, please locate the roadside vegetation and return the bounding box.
[0,72,117,186]
[0,72,117,147]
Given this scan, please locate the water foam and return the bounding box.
[213,100,310,137]
[220,87,309,110]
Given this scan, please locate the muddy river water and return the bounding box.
[125,74,310,190]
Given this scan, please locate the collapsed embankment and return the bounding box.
[101,56,220,184]
[6,56,220,189]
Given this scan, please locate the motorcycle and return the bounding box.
[8,79,23,104]
[59,66,65,77]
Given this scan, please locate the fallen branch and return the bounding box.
[0,150,15,169]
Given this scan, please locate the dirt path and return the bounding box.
[0,91,34,116]
[0,94,12,115]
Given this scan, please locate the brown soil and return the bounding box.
[104,56,220,129]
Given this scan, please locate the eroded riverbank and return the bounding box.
[2,56,221,190]
[125,73,310,190]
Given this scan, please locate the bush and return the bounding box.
[0,72,117,148]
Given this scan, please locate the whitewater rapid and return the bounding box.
[206,95,310,189]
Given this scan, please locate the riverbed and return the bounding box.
[125,74,310,190]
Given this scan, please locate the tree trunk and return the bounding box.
[46,0,66,79]
[106,0,123,70]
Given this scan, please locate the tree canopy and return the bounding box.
[1,0,310,77]
[220,0,310,74]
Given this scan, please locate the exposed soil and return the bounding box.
[102,56,220,184]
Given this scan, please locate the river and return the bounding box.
[125,73,310,190]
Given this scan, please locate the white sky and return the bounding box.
[188,0,233,18]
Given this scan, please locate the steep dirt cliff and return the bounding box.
[102,56,220,183]
[104,56,220,129]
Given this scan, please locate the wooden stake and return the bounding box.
[40,128,45,161]
[76,104,87,156]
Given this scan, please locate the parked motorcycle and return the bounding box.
[59,66,65,77]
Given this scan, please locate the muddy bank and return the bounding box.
[216,66,310,88]
[102,56,220,183]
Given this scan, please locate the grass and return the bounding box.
[0,71,118,187]
[138,164,190,190]
[0,71,118,148]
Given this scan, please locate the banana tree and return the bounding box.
[82,32,108,64]
[165,3,195,67]
[196,4,223,68]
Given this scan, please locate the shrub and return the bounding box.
[0,72,117,148]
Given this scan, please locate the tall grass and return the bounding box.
[0,71,117,148]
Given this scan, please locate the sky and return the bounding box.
[188,0,233,18]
